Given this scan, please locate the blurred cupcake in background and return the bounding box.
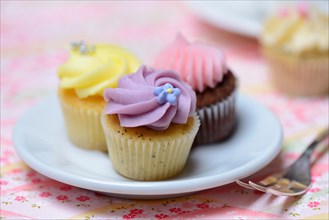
[154,34,237,146]
[260,3,329,96]
[58,41,140,151]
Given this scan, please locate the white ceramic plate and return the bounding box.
[185,1,329,38]
[186,1,266,37]
[13,94,282,199]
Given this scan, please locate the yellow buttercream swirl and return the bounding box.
[261,7,329,56]
[58,44,140,98]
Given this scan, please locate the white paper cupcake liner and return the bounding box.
[194,90,237,146]
[265,50,329,96]
[60,100,107,151]
[101,114,200,181]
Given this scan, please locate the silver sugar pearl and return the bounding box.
[79,44,89,54]
[70,40,85,50]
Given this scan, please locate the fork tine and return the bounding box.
[267,187,295,196]
[235,180,254,189]
[249,181,268,192]
[237,174,281,191]
[249,180,292,195]
[267,186,309,196]
[250,178,311,196]
[290,180,308,189]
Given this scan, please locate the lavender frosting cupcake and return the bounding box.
[101,65,200,181]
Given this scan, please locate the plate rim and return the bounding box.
[185,1,262,37]
[13,93,283,197]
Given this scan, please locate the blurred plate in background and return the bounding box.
[186,0,329,38]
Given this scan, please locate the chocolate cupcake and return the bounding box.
[154,34,237,145]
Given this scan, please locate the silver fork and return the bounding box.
[236,128,329,196]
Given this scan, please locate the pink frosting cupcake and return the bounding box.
[154,34,237,145]
[101,65,200,180]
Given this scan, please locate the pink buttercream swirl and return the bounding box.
[154,34,228,93]
[103,65,196,130]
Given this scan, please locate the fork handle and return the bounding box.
[303,128,329,157]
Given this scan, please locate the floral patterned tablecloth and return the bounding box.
[1,1,328,219]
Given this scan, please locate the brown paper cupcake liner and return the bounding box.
[194,90,237,146]
[101,114,200,181]
[264,50,329,96]
[60,100,107,151]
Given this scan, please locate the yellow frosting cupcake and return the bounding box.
[261,5,329,96]
[58,41,140,151]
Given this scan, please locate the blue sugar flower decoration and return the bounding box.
[153,83,181,106]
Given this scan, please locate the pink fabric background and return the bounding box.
[1,1,328,219]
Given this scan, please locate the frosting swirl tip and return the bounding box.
[154,34,228,93]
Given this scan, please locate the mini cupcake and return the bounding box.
[101,65,200,181]
[260,4,329,96]
[154,34,237,146]
[58,41,140,151]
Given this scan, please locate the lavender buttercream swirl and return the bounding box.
[104,65,196,130]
